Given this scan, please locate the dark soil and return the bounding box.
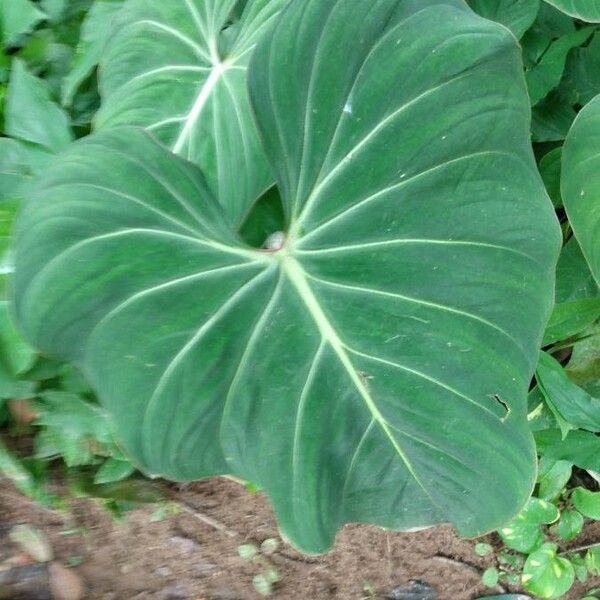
[1,477,599,599]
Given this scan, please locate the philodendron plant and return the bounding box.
[12,0,561,553]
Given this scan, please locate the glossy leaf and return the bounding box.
[536,351,600,433]
[535,429,600,471]
[587,547,600,576]
[467,0,540,38]
[522,543,575,599]
[567,324,600,385]
[572,486,600,519]
[96,0,286,227]
[556,509,583,541]
[499,497,559,553]
[13,0,560,552]
[543,0,600,22]
[562,93,600,286]
[537,457,572,501]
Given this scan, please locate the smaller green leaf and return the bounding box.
[536,352,600,434]
[543,299,600,345]
[569,552,589,583]
[238,544,259,560]
[527,27,594,106]
[62,0,123,105]
[535,429,600,472]
[0,0,45,48]
[572,487,600,520]
[5,59,72,151]
[586,547,600,576]
[475,542,494,557]
[94,458,135,484]
[252,574,273,597]
[539,147,562,208]
[532,91,576,142]
[557,509,584,541]
[556,238,600,304]
[260,538,279,556]
[522,543,575,599]
[483,567,500,588]
[499,498,559,553]
[537,457,572,501]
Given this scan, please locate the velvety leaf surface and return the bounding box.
[96,0,286,227]
[544,0,600,22]
[562,93,600,286]
[14,0,560,552]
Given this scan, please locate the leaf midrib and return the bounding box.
[280,253,439,507]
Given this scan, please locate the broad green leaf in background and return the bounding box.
[572,486,600,519]
[522,543,575,599]
[542,298,600,344]
[567,323,600,384]
[61,0,124,106]
[96,0,287,228]
[556,237,600,303]
[564,32,600,106]
[467,0,540,39]
[526,27,593,106]
[543,0,600,22]
[0,0,45,48]
[536,351,600,433]
[532,91,576,142]
[562,93,600,286]
[535,429,600,471]
[538,147,562,208]
[499,497,560,553]
[5,58,72,151]
[13,0,560,552]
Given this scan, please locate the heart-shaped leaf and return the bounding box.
[543,0,600,22]
[499,497,560,553]
[96,0,287,227]
[522,543,575,599]
[13,0,560,552]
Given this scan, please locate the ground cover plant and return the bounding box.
[1,0,600,598]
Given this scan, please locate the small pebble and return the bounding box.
[161,583,191,599]
[48,562,85,600]
[9,525,53,563]
[155,565,172,577]
[169,536,200,556]
[389,580,437,600]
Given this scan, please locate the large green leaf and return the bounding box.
[543,0,600,22]
[13,0,560,552]
[562,93,600,286]
[96,0,286,227]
